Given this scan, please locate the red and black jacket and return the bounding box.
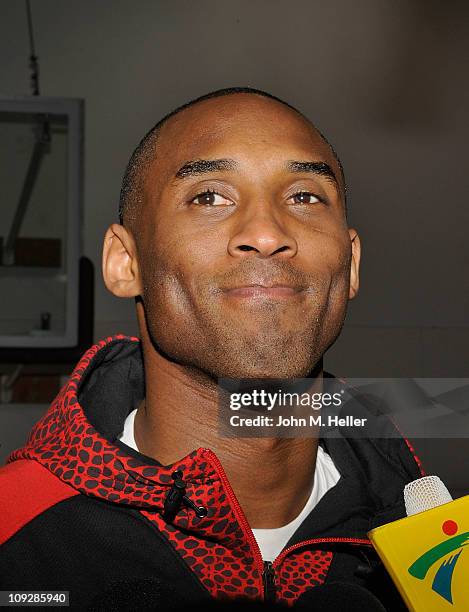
[0,336,424,610]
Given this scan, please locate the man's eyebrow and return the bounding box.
[174,158,340,191]
[287,160,339,188]
[175,159,237,179]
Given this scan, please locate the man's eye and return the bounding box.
[191,190,233,206]
[290,191,321,204]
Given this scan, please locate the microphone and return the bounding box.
[368,475,469,611]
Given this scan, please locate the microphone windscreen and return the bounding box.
[404,475,452,516]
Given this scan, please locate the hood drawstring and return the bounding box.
[117,462,207,521]
[163,470,208,522]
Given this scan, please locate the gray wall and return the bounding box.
[2,0,468,377]
[1,1,468,487]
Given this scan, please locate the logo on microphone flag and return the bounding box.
[408,520,469,604]
[368,495,469,611]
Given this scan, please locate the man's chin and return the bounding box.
[207,356,322,381]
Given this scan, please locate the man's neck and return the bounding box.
[134,340,322,529]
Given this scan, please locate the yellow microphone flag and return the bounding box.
[368,495,469,611]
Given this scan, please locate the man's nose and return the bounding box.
[227,202,298,259]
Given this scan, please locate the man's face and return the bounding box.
[134,94,357,379]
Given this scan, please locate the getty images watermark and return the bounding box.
[228,387,359,427]
[217,378,469,439]
[217,377,363,438]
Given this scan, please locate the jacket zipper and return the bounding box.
[205,449,280,602]
[262,561,276,604]
[203,449,266,597]
[203,449,373,601]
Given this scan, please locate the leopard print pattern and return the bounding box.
[275,549,333,603]
[8,335,334,604]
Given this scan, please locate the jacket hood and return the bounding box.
[8,335,424,540]
[8,336,223,518]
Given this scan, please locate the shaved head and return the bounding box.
[118,87,346,229]
[104,86,360,381]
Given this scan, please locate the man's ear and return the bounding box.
[102,224,143,297]
[348,228,361,299]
